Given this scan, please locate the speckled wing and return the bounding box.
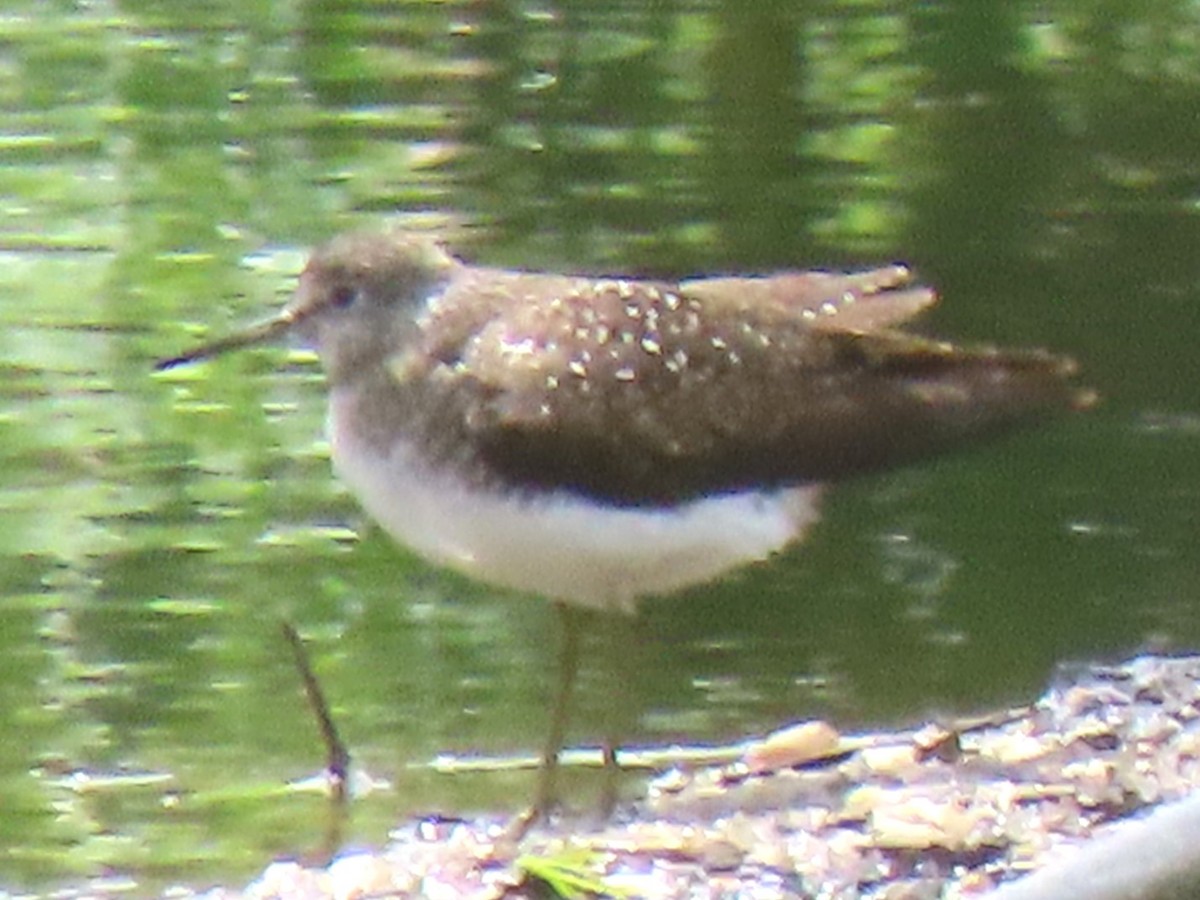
[679,265,938,334]
[422,266,1089,506]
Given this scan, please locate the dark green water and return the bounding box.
[1,1,1198,893]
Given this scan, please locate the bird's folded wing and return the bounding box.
[424,271,1089,506]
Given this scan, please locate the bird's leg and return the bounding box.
[535,600,583,814]
[594,606,639,819]
[505,600,582,841]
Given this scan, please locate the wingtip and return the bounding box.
[1033,352,1098,412]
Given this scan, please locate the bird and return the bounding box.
[157,228,1093,829]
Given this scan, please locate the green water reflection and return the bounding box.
[1,0,1198,893]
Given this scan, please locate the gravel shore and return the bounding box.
[221,655,1200,899]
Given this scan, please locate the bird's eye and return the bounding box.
[330,284,357,309]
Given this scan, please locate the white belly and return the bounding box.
[328,389,823,613]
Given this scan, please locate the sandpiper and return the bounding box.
[158,229,1093,826]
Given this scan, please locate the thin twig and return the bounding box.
[281,619,350,804]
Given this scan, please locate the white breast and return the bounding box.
[328,387,823,613]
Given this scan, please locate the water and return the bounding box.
[1,1,1198,893]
